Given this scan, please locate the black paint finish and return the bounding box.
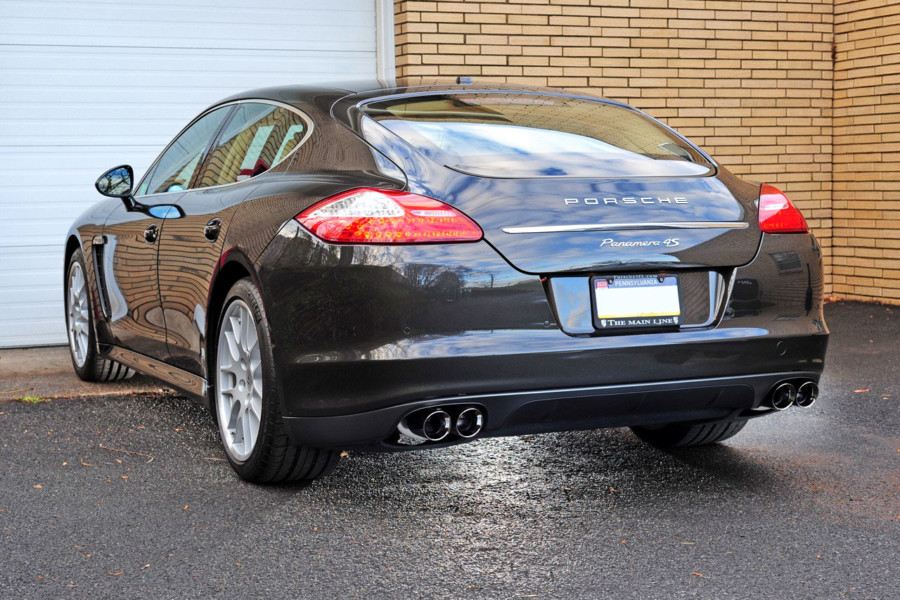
[65,82,828,452]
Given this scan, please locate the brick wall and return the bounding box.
[394,0,837,293]
[833,0,900,302]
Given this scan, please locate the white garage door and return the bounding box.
[0,0,391,347]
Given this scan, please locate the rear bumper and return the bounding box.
[257,223,828,446]
[284,371,823,449]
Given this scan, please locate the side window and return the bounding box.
[141,107,231,196]
[197,103,308,188]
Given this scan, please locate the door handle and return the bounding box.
[203,218,222,242]
[143,224,159,244]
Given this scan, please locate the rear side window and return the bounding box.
[197,102,308,188]
[362,93,712,178]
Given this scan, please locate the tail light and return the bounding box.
[295,188,483,244]
[758,184,809,233]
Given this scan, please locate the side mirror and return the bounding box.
[95,165,144,211]
[95,165,134,198]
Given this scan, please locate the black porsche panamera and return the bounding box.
[65,82,828,483]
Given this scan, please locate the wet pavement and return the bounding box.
[0,301,897,599]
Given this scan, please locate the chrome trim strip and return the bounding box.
[501,222,749,234]
[106,346,208,398]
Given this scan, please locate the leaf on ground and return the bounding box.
[339,451,349,458]
[33,485,42,489]
[81,462,92,467]
[692,572,704,577]
[853,388,870,393]
[108,571,124,576]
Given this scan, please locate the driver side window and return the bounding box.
[141,107,231,196]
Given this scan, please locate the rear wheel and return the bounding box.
[65,248,134,382]
[214,278,337,483]
[630,419,747,449]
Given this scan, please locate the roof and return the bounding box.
[211,80,626,115]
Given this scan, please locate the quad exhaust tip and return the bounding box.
[419,410,452,441]
[454,407,484,438]
[770,382,797,411]
[398,406,485,443]
[398,409,451,442]
[795,381,819,408]
[768,380,820,411]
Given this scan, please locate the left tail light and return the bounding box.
[758,184,809,233]
[295,188,483,244]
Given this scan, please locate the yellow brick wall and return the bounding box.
[833,0,900,303]
[394,0,836,293]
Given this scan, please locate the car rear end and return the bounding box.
[262,87,827,450]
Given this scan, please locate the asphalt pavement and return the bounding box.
[0,301,897,600]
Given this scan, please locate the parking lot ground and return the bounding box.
[0,346,175,401]
[0,301,897,599]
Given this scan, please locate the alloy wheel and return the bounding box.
[216,300,263,462]
[67,261,90,368]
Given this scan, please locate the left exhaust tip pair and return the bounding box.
[770,381,819,411]
[398,406,485,443]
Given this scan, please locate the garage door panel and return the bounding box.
[5,0,372,26]
[1,43,374,150]
[0,245,64,347]
[2,47,374,80]
[2,3,375,52]
[0,0,382,347]
[0,48,374,95]
[4,203,98,224]
[1,221,92,249]
[0,122,192,147]
[0,147,161,184]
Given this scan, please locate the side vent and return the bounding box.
[92,237,111,318]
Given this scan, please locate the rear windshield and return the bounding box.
[362,93,713,178]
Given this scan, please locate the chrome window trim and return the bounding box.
[135,99,315,199]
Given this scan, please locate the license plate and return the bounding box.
[592,275,681,330]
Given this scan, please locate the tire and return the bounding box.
[65,248,134,382]
[213,278,338,483]
[630,419,747,449]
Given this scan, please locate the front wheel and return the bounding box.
[213,278,337,483]
[65,248,134,382]
[630,419,747,449]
